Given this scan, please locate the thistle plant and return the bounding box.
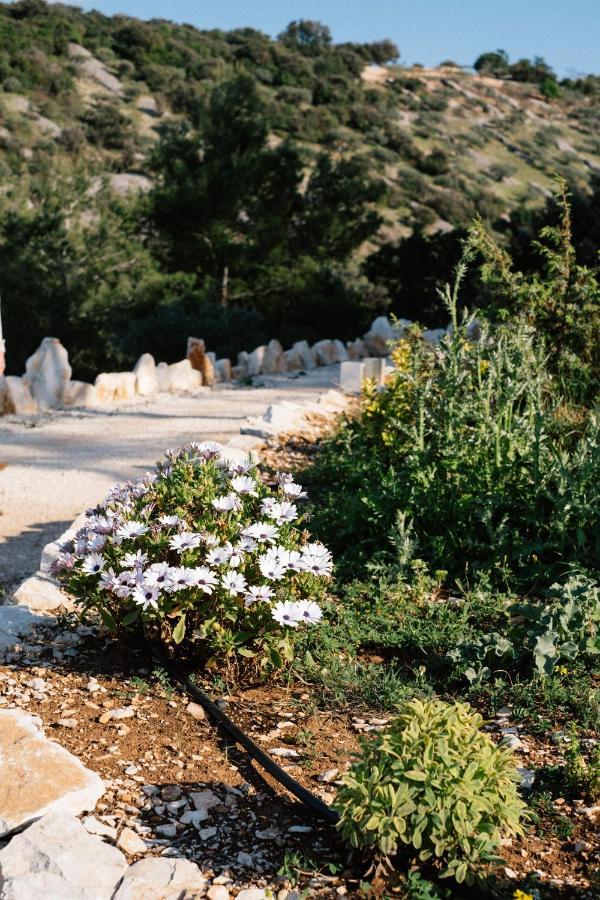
[54,442,332,670]
[334,698,526,883]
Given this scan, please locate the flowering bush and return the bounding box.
[54,442,332,670]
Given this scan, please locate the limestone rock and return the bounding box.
[214,358,232,383]
[0,605,54,655]
[167,359,203,393]
[346,338,366,360]
[291,340,316,370]
[133,354,158,396]
[95,372,136,403]
[363,316,411,356]
[261,339,285,374]
[283,347,303,371]
[332,339,349,362]
[0,375,38,416]
[246,346,266,377]
[11,573,72,613]
[187,338,215,387]
[0,812,126,899]
[234,351,250,380]
[117,826,147,855]
[114,857,208,899]
[155,362,170,392]
[0,711,105,836]
[311,339,337,367]
[23,337,72,410]
[63,380,98,408]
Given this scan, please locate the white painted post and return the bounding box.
[340,361,365,394]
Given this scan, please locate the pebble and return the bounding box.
[156,823,177,838]
[186,701,206,721]
[517,767,536,790]
[56,718,77,728]
[287,825,312,834]
[99,707,134,724]
[317,768,339,783]
[270,748,299,758]
[117,826,147,855]
[207,887,230,900]
[82,815,118,841]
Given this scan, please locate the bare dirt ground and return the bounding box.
[0,369,339,595]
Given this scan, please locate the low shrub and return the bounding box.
[334,698,526,882]
[54,443,332,671]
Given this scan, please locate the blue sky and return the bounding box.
[53,0,599,77]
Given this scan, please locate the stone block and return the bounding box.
[340,361,364,394]
[362,357,386,385]
[291,340,316,370]
[363,316,411,356]
[246,346,266,377]
[133,353,158,396]
[0,713,105,836]
[346,338,366,360]
[166,359,203,393]
[332,339,349,362]
[0,812,126,898]
[262,339,285,374]
[311,339,337,366]
[187,337,215,387]
[214,359,232,383]
[95,372,136,403]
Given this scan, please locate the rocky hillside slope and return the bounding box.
[0,1,599,240]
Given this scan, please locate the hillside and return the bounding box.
[0,1,599,378]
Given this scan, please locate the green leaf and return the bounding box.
[173,615,186,644]
[122,610,139,626]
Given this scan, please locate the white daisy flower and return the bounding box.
[116,521,149,540]
[196,441,222,460]
[202,533,220,547]
[122,550,149,570]
[242,523,279,543]
[281,482,308,500]
[244,585,274,606]
[51,552,76,575]
[206,544,233,566]
[81,553,105,575]
[188,566,218,595]
[144,562,173,589]
[276,548,303,571]
[258,551,286,581]
[230,475,257,496]
[159,514,181,527]
[292,599,323,625]
[99,567,118,592]
[168,567,197,592]
[212,493,242,512]
[169,532,202,553]
[222,571,247,596]
[87,533,107,552]
[132,584,160,611]
[271,600,301,628]
[115,569,138,598]
[237,535,258,553]
[260,498,277,515]
[265,501,298,525]
[89,515,117,535]
[299,552,333,577]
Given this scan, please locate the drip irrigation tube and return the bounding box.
[149,644,339,824]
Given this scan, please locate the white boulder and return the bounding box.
[23,337,72,410]
[166,359,202,393]
[214,358,232,383]
[95,371,136,403]
[63,380,98,408]
[0,712,106,836]
[0,605,54,656]
[261,339,285,374]
[0,812,126,899]
[346,338,366,360]
[246,345,266,377]
[311,339,337,366]
[114,857,208,899]
[332,339,349,362]
[0,375,37,415]
[10,574,72,613]
[291,340,316,370]
[133,353,158,396]
[363,316,411,356]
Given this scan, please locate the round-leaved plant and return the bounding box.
[333,698,526,883]
[54,442,332,669]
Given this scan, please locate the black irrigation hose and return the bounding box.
[148,643,339,825]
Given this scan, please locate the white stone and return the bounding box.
[109,173,153,195]
[236,891,269,900]
[136,94,158,115]
[117,826,147,855]
[190,789,220,812]
[133,353,158,396]
[214,359,232,383]
[363,316,410,356]
[63,380,98,408]
[340,361,364,394]
[311,339,337,366]
[23,337,72,410]
[114,857,208,899]
[207,886,230,900]
[346,338,366,360]
[166,359,202,393]
[283,347,303,371]
[82,815,118,841]
[0,605,55,655]
[234,350,250,380]
[0,375,38,415]
[261,339,285,374]
[0,711,105,836]
[80,55,124,96]
[246,346,266,377]
[95,372,137,403]
[11,574,72,613]
[0,812,126,899]
[362,357,386,385]
[291,340,316,370]
[332,339,349,362]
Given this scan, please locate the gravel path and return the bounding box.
[0,368,339,593]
